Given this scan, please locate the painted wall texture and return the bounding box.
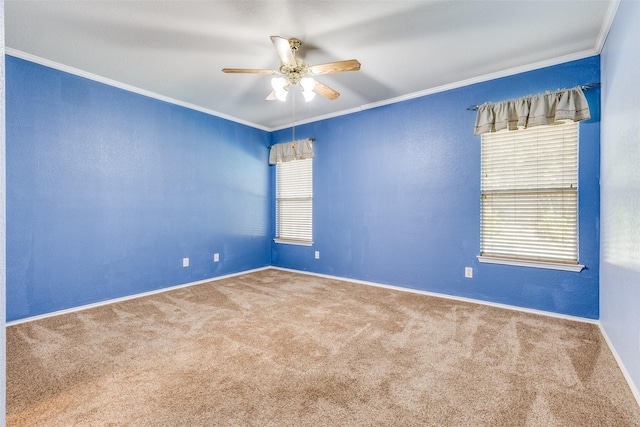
[272,56,601,319]
[6,54,601,323]
[1,1,8,423]
[600,0,640,400]
[6,56,272,321]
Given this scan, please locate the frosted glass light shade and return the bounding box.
[275,88,288,102]
[271,77,287,91]
[302,90,316,102]
[300,77,315,91]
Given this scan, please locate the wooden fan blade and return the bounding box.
[271,36,296,67]
[266,90,277,101]
[313,80,340,100]
[222,68,275,74]
[309,59,361,75]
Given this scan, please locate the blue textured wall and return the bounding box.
[6,56,271,321]
[272,56,601,319]
[1,5,8,423]
[6,54,601,322]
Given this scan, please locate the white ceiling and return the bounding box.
[5,1,617,131]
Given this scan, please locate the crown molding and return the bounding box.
[7,47,601,133]
[5,48,271,132]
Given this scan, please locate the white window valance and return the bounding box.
[269,139,314,165]
[474,86,591,136]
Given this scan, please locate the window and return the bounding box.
[275,158,313,245]
[479,121,583,271]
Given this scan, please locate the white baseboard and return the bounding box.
[5,266,270,327]
[270,267,599,324]
[599,324,640,408]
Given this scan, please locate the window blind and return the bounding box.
[276,158,313,243]
[480,121,578,264]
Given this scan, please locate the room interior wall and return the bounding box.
[5,56,272,321]
[5,53,601,324]
[271,56,601,319]
[600,0,640,401]
[1,1,8,423]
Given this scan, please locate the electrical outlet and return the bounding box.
[214,253,219,262]
[183,258,189,267]
[315,251,320,259]
[465,267,473,278]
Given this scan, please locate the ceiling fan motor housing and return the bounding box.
[288,38,302,51]
[280,59,309,85]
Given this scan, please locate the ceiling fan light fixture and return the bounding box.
[275,88,288,102]
[300,77,315,92]
[224,36,358,103]
[301,77,317,102]
[271,76,287,91]
[302,89,316,102]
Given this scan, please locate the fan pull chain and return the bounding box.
[291,88,296,142]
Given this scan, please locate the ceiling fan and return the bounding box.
[222,36,361,102]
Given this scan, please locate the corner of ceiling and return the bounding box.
[595,0,622,54]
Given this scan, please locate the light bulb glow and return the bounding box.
[275,88,288,102]
[302,90,316,102]
[300,77,316,92]
[271,77,287,91]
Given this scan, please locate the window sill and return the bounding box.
[274,238,313,247]
[477,256,584,272]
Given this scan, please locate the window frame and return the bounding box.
[477,121,584,272]
[274,157,313,246]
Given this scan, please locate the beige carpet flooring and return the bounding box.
[7,269,640,426]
